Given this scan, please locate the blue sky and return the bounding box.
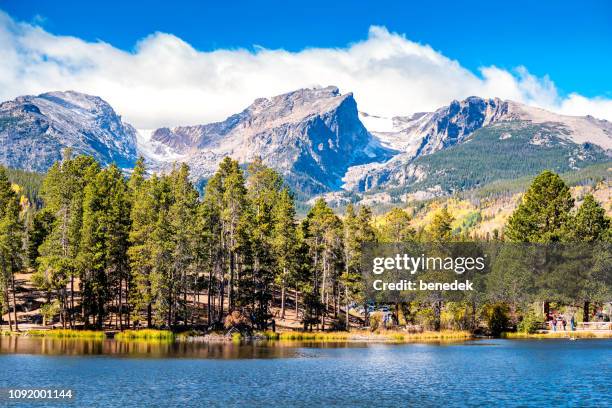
[1,1,611,128]
[3,0,611,98]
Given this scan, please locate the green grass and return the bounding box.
[258,330,472,342]
[25,329,106,339]
[502,331,610,339]
[384,330,472,341]
[114,329,175,341]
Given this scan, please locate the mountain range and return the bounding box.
[1,87,610,203]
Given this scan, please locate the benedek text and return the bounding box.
[373,279,474,291]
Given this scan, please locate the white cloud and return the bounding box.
[0,11,611,129]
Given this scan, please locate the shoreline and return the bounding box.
[3,328,612,343]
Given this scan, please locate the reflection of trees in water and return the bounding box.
[0,337,362,359]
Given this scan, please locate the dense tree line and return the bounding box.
[0,156,610,332]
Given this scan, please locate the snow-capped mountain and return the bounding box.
[148,86,395,195]
[345,97,612,192]
[0,89,610,202]
[0,91,138,172]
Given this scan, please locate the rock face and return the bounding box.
[1,89,610,202]
[0,91,138,172]
[150,86,395,195]
[345,97,612,192]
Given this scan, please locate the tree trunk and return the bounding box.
[345,287,349,331]
[70,275,75,329]
[219,274,224,323]
[583,301,590,323]
[207,261,212,325]
[280,282,286,319]
[118,277,123,330]
[4,289,13,331]
[229,248,235,311]
[11,272,18,331]
[433,300,441,331]
[147,302,152,328]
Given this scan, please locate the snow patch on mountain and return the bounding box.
[0,90,138,172]
[150,86,396,194]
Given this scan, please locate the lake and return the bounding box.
[0,337,610,407]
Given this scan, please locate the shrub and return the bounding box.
[517,311,543,334]
[115,329,174,341]
[369,312,383,331]
[40,301,61,326]
[414,308,436,330]
[26,329,105,339]
[485,303,509,337]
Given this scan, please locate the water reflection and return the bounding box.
[0,336,378,359]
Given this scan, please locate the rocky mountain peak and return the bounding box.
[148,86,393,195]
[0,91,138,172]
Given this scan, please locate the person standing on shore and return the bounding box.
[562,316,567,331]
[551,316,557,332]
[570,315,576,331]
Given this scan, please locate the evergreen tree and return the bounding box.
[272,188,298,319]
[379,207,415,242]
[0,168,23,331]
[128,171,158,327]
[168,164,200,325]
[565,193,611,322]
[148,174,175,327]
[303,198,343,330]
[36,154,99,327]
[341,204,375,329]
[203,157,248,323]
[505,170,574,242]
[26,210,54,268]
[569,194,610,242]
[428,207,454,241]
[79,165,130,328]
[246,158,284,327]
[128,156,146,194]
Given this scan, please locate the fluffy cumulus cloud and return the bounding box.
[0,11,610,129]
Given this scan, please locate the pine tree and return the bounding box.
[36,154,99,327]
[128,170,158,328]
[428,207,454,241]
[128,157,146,194]
[168,164,200,325]
[379,207,415,242]
[566,193,611,322]
[149,174,175,327]
[342,204,363,330]
[569,194,610,242]
[272,188,298,320]
[505,170,574,242]
[79,165,130,328]
[303,198,343,330]
[26,210,54,268]
[0,167,23,331]
[203,157,247,324]
[246,158,286,327]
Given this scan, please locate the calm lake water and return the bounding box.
[0,337,610,407]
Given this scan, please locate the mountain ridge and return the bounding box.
[1,88,610,204]
[148,86,396,195]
